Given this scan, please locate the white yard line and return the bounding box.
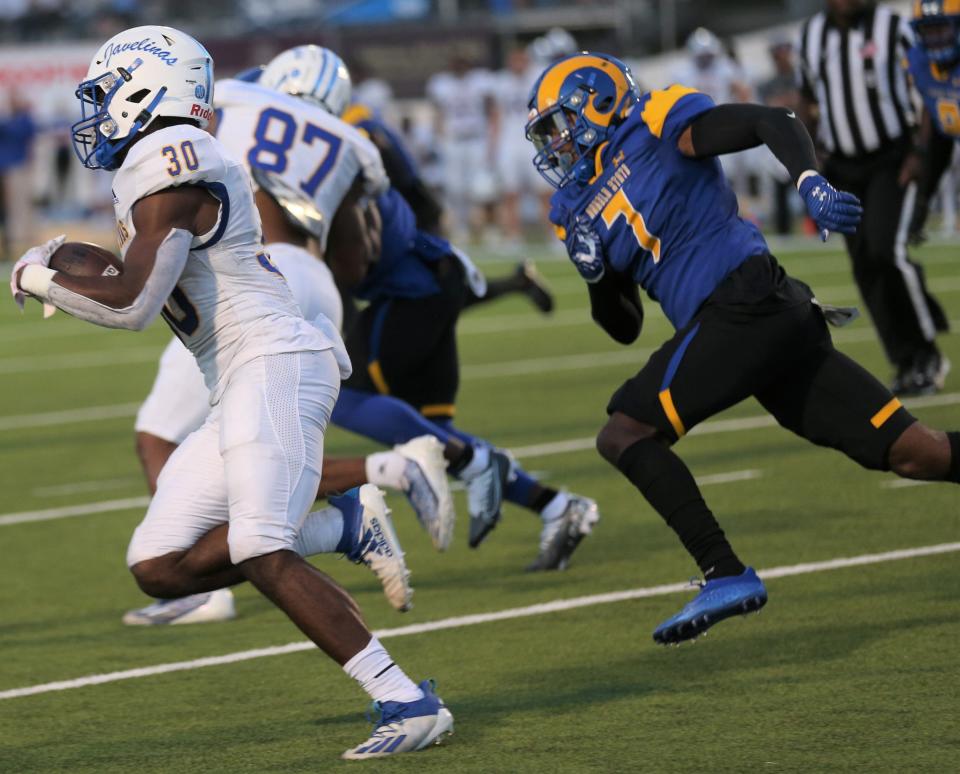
[0,496,150,526]
[0,402,142,431]
[694,469,762,486]
[881,479,932,489]
[2,540,957,701]
[32,478,142,497]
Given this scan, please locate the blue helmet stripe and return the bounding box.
[313,49,330,97]
[321,54,342,102]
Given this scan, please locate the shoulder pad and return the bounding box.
[113,126,230,216]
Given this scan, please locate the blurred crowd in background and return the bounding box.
[0,0,952,261]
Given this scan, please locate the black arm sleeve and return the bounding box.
[688,103,819,183]
[587,270,643,345]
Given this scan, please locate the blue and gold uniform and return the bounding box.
[342,183,465,415]
[906,44,960,138]
[353,187,446,302]
[527,53,914,466]
[344,103,445,234]
[549,85,767,330]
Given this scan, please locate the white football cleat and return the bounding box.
[335,484,414,612]
[526,495,600,572]
[395,435,455,551]
[342,679,454,760]
[122,588,236,626]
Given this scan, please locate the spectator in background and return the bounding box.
[758,36,802,234]
[529,27,578,71]
[351,58,396,125]
[672,28,752,105]
[0,92,36,260]
[426,53,498,243]
[673,28,758,206]
[492,45,552,251]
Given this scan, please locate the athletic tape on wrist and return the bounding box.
[19,265,58,300]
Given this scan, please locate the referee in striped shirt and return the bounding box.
[798,0,949,395]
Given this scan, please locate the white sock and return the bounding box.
[293,506,344,557]
[458,444,490,480]
[343,636,424,704]
[540,491,570,522]
[365,451,408,491]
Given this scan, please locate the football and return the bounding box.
[48,241,122,278]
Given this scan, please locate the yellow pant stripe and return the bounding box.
[368,361,390,395]
[659,389,686,438]
[420,403,456,418]
[870,397,903,429]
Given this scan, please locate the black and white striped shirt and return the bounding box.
[798,4,916,158]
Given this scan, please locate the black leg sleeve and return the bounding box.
[616,439,745,579]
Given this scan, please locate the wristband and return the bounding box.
[796,169,819,191]
[19,265,58,300]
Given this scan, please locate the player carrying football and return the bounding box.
[9,26,452,758]
[526,52,960,644]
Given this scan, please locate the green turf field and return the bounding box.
[1,240,959,772]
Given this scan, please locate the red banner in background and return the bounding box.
[0,43,96,121]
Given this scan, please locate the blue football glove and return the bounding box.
[564,217,606,283]
[798,172,863,241]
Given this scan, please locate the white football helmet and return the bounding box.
[686,27,723,58]
[72,25,214,170]
[260,45,352,117]
[530,27,578,65]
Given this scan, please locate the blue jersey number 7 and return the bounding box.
[247,108,343,197]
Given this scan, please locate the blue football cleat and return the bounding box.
[653,567,767,645]
[342,679,454,759]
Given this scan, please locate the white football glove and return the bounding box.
[10,234,65,317]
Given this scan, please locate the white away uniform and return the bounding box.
[493,66,547,194]
[426,69,497,205]
[135,78,378,446]
[124,125,349,567]
[214,78,387,253]
[135,242,343,444]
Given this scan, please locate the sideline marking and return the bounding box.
[2,540,957,701]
